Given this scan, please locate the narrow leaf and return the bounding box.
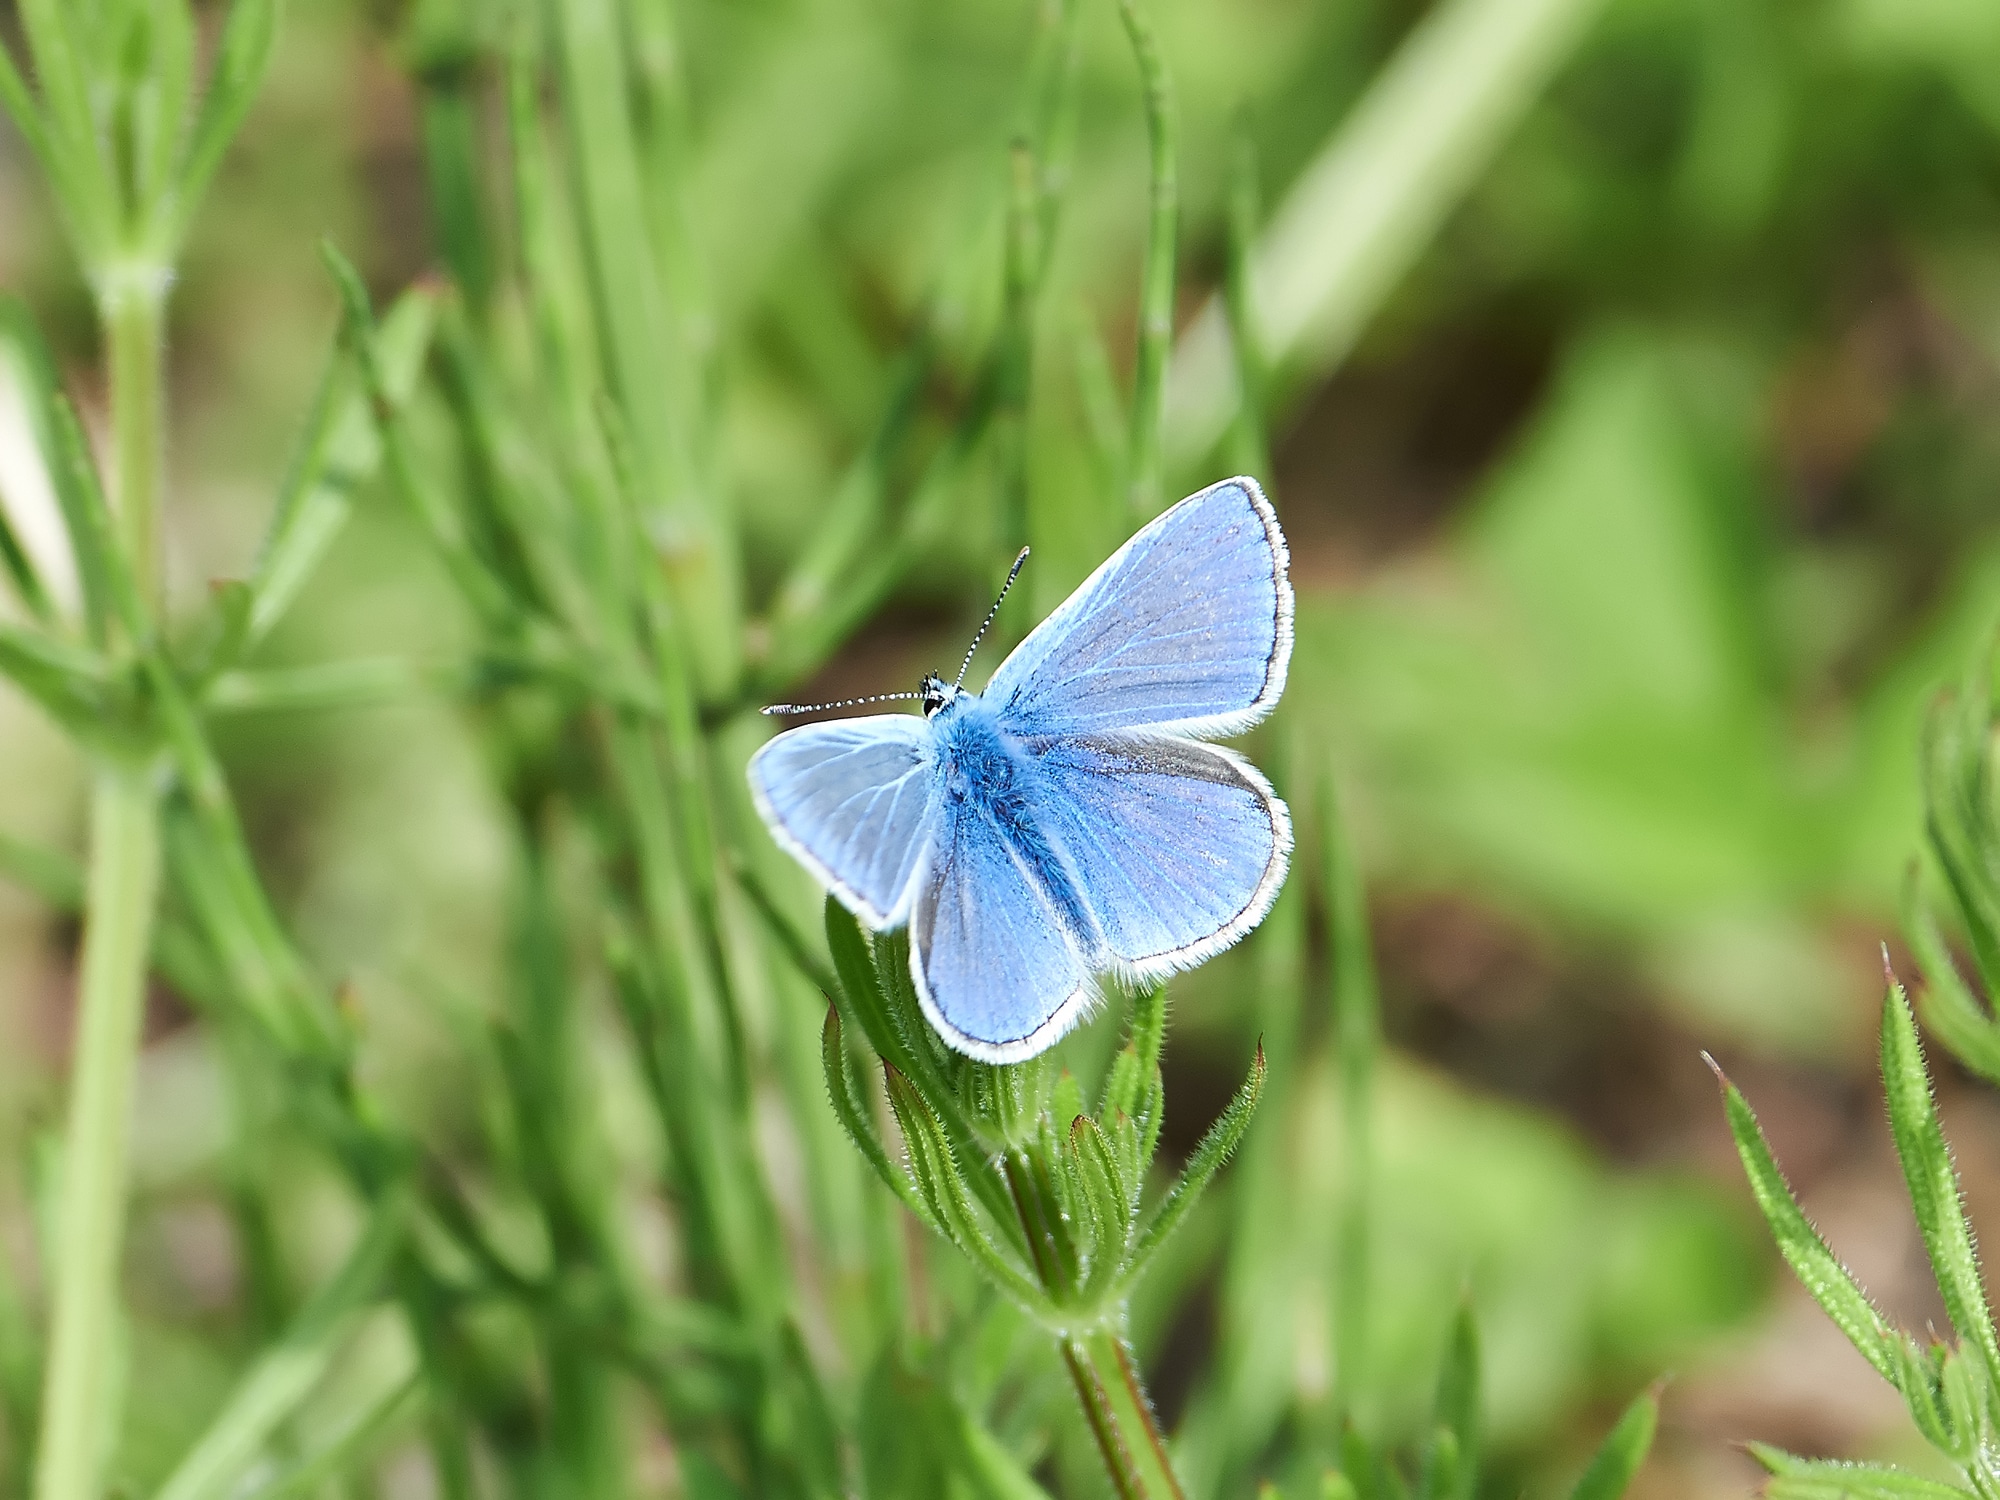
[202,660,416,717]
[1425,1304,1478,1500]
[174,0,279,243]
[1566,1384,1660,1500]
[824,901,1022,1237]
[0,624,116,743]
[884,1067,1050,1315]
[250,288,438,643]
[1904,874,2000,1088]
[153,1203,404,1500]
[1068,1114,1125,1296]
[1751,1446,1974,1499]
[821,1007,938,1232]
[1118,1043,1264,1294]
[0,36,54,175]
[1879,983,2000,1384]
[46,396,144,642]
[1713,1058,1916,1389]
[239,1370,419,1500]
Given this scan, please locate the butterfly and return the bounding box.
[748,476,1294,1063]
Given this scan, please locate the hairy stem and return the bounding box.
[1064,1327,1186,1500]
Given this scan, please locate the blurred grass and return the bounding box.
[2,0,2000,1494]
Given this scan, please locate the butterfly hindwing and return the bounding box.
[984,477,1292,739]
[910,795,1096,1063]
[746,715,937,927]
[1024,733,1291,977]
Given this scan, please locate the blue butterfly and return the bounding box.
[748,476,1294,1063]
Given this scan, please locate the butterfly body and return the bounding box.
[750,477,1294,1063]
[928,690,1104,961]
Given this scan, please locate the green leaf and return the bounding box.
[1067,1114,1127,1297]
[153,1201,405,1500]
[237,1370,420,1500]
[1118,1042,1264,1295]
[1904,873,2000,1088]
[823,901,1023,1239]
[1566,1384,1661,1500]
[1879,983,2000,1385]
[883,1067,1051,1316]
[1751,1446,1975,1499]
[323,242,512,624]
[1422,1304,1478,1500]
[202,659,416,717]
[824,898,914,1074]
[0,623,119,746]
[820,1006,937,1232]
[1714,1057,1918,1390]
[0,37,54,178]
[1417,1429,1459,1500]
[173,0,279,246]
[249,286,439,645]
[46,394,145,643]
[1919,674,2000,994]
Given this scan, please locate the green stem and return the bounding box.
[34,766,163,1500]
[1064,1328,1186,1500]
[102,275,167,617]
[1117,0,1176,520]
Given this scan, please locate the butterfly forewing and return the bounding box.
[746,715,937,926]
[984,477,1292,740]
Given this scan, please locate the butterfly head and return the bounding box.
[920,673,959,718]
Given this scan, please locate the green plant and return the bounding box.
[1255,1305,1662,1500]
[1709,640,2000,1496]
[811,898,1258,1500]
[0,0,1741,1494]
[1718,980,2000,1498]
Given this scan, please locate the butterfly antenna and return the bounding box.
[955,547,1031,689]
[760,690,924,717]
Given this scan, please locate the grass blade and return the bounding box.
[1565,1384,1661,1500]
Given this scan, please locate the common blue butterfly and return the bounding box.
[748,476,1294,1063]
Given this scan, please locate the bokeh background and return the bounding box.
[7,0,2000,1494]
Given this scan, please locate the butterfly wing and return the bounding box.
[984,476,1292,739]
[910,797,1097,1063]
[747,715,938,927]
[1024,733,1291,977]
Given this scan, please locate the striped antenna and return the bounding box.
[760,690,923,717]
[955,547,1031,689]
